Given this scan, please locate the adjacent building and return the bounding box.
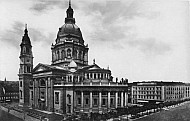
[18,2,129,114]
[130,81,190,104]
[0,79,19,103]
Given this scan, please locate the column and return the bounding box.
[99,92,102,109]
[90,92,93,108]
[124,92,127,107]
[81,91,84,110]
[66,76,68,82]
[33,79,36,107]
[121,92,124,107]
[46,78,48,107]
[108,91,110,108]
[92,73,94,79]
[115,92,118,108]
[85,73,87,79]
[78,76,80,82]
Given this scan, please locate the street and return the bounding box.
[0,106,23,121]
[135,101,190,121]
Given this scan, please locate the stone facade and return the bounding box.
[18,25,33,107]
[0,80,19,103]
[130,81,190,104]
[18,2,129,114]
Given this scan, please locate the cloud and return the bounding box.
[0,21,23,48]
[30,0,79,13]
[127,38,171,55]
[0,21,54,49]
[29,28,54,46]
[80,1,160,49]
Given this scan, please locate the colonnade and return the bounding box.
[78,91,128,110]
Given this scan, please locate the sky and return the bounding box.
[0,0,189,83]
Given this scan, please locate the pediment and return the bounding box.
[32,63,51,73]
[36,66,46,72]
[88,64,101,70]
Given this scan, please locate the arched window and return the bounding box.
[53,52,56,61]
[27,66,30,73]
[98,73,100,79]
[78,51,81,60]
[67,94,71,104]
[26,48,29,54]
[73,50,77,59]
[81,51,83,60]
[23,46,26,53]
[20,90,22,99]
[94,73,96,79]
[73,76,77,82]
[69,76,72,82]
[20,81,22,87]
[61,50,65,59]
[101,74,103,79]
[57,50,60,60]
[67,49,71,58]
[79,76,83,82]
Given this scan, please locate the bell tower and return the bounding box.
[18,24,33,106]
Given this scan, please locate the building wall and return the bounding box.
[131,82,190,104]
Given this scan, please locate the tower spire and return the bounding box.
[69,0,71,7]
[24,24,28,35]
[93,59,95,64]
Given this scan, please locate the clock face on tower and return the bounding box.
[26,58,31,64]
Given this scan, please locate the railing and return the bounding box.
[54,81,128,87]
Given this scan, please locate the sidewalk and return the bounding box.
[1,103,64,121]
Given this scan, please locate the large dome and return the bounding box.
[58,22,83,38]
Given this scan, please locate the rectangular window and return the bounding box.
[41,91,45,99]
[102,98,106,106]
[68,105,71,113]
[31,91,33,100]
[20,81,22,87]
[78,98,81,105]
[86,98,89,105]
[118,98,121,105]
[110,98,114,105]
[68,95,71,104]
[55,92,59,104]
[94,98,98,106]
[27,66,30,73]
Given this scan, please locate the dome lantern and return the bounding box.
[65,0,75,24]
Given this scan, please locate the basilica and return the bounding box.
[18,2,128,114]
